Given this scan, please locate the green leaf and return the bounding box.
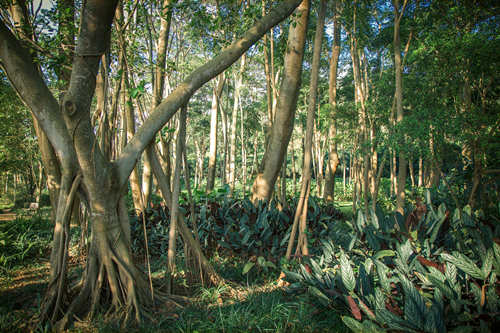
[375,260,390,292]
[481,249,493,278]
[342,316,364,332]
[398,272,426,329]
[257,256,265,266]
[308,286,330,306]
[427,274,455,299]
[357,210,366,231]
[376,309,417,332]
[373,250,395,260]
[449,326,475,333]
[283,270,303,283]
[340,253,356,292]
[441,252,485,280]
[241,230,252,245]
[242,262,254,275]
[263,260,276,269]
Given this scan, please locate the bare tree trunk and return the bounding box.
[252,0,309,203]
[394,0,408,214]
[390,149,396,196]
[221,95,229,185]
[240,102,247,195]
[167,107,186,279]
[409,156,415,188]
[323,2,341,202]
[229,55,246,193]
[287,0,323,259]
[206,75,225,191]
[418,156,423,187]
[262,0,273,125]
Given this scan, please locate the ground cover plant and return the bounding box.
[284,192,500,332]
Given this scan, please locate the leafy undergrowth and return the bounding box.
[0,196,350,332]
[132,192,346,261]
[284,192,500,332]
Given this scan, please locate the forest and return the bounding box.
[0,0,499,331]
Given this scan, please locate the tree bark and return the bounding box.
[251,0,309,203]
[206,75,225,191]
[323,1,341,202]
[394,0,408,214]
[229,55,246,193]
[287,0,323,259]
[1,0,304,326]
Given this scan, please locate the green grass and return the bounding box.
[0,214,52,276]
[167,287,346,332]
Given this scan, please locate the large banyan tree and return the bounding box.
[0,0,302,329]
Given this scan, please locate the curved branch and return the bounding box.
[115,0,303,189]
[0,18,77,170]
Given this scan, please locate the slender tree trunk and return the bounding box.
[409,156,415,188]
[394,0,408,214]
[229,55,246,193]
[323,2,341,202]
[418,156,423,187]
[252,0,309,203]
[221,95,229,185]
[287,0,323,259]
[206,75,225,191]
[167,107,186,279]
[390,149,396,196]
[262,0,273,125]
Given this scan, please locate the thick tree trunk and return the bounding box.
[252,0,309,203]
[1,0,304,327]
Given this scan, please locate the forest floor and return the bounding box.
[0,209,349,332]
[0,255,348,332]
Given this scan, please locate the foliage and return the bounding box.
[131,189,346,261]
[0,215,52,275]
[284,191,500,332]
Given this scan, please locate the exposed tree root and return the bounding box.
[40,173,81,323]
[52,211,179,331]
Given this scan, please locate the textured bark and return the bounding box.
[349,35,369,215]
[262,0,273,125]
[251,0,309,203]
[418,156,423,187]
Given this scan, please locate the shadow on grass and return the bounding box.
[98,287,348,333]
